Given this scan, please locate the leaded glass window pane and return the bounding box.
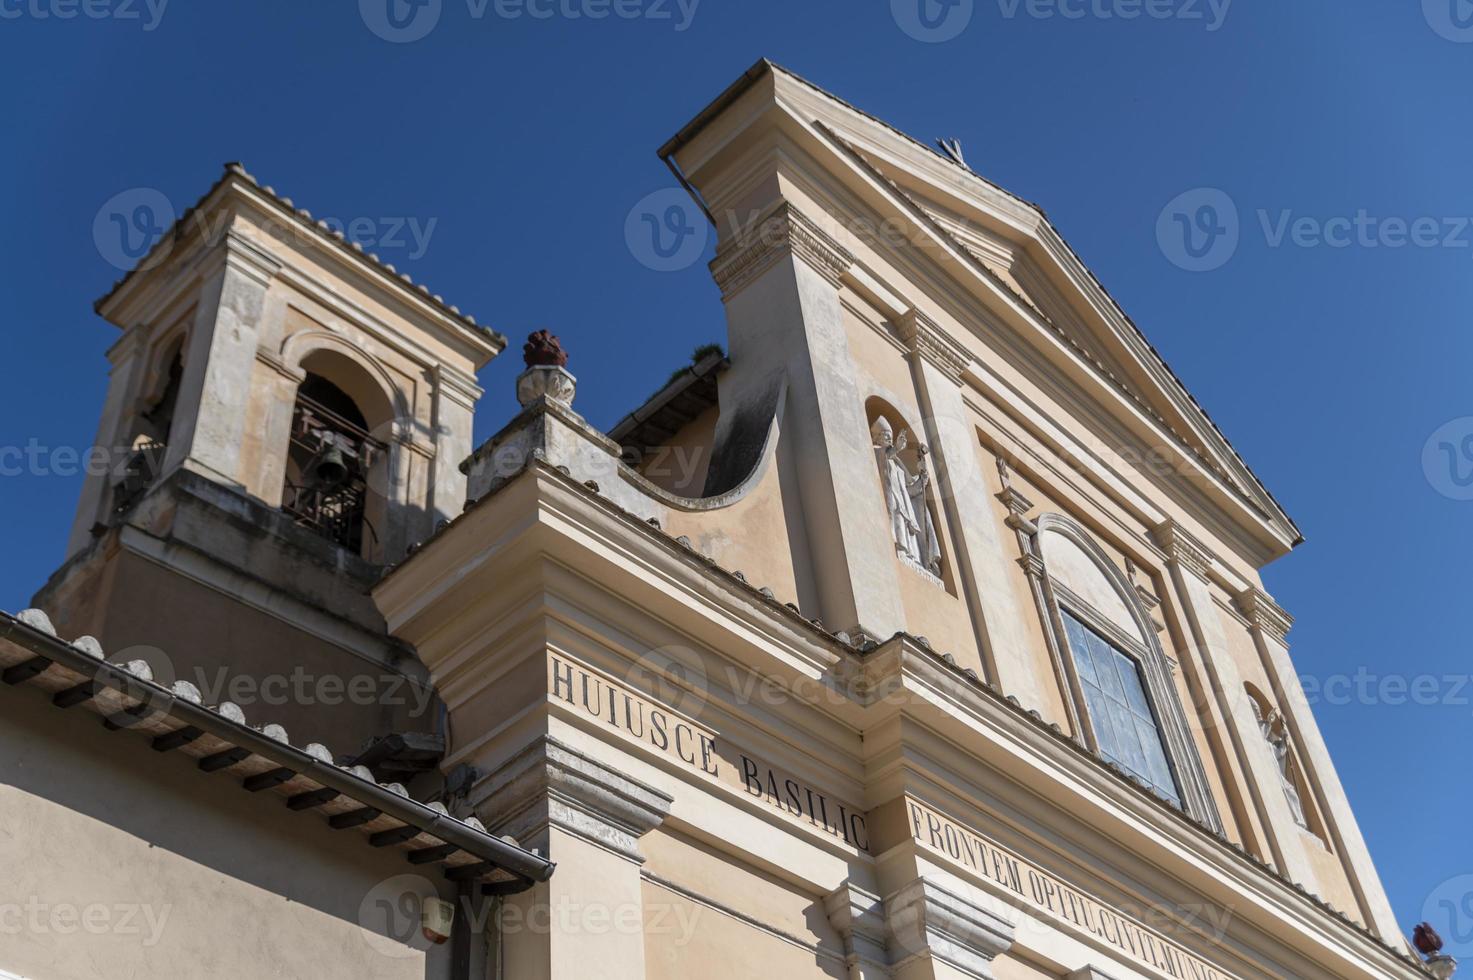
[1061,609,1181,807]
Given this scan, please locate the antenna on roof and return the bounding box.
[936,138,968,169]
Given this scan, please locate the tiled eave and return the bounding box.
[607,351,728,453]
[93,162,507,359]
[0,610,553,894]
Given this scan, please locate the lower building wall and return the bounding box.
[0,683,448,980]
[641,878,846,980]
[640,826,847,980]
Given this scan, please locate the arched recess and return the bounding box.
[280,332,407,432]
[135,332,186,447]
[1034,514,1223,831]
[277,337,407,563]
[863,396,951,589]
[111,332,187,516]
[1244,683,1327,842]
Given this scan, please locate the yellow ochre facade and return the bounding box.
[4,60,1442,980]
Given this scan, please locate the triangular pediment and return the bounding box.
[662,61,1297,558]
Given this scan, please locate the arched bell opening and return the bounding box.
[279,350,395,561]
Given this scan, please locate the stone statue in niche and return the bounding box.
[871,417,942,576]
[909,443,942,576]
[1254,701,1309,829]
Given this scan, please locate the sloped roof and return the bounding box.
[0,608,552,893]
[95,162,507,356]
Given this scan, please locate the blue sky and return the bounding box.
[1,0,1469,951]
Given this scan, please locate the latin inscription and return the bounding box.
[908,798,1234,980]
[548,655,869,853]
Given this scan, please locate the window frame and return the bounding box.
[1030,513,1224,832]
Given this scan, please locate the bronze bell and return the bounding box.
[311,444,350,488]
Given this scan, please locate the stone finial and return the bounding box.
[523,330,568,368]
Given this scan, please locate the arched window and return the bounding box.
[1032,515,1221,829]
[280,369,388,558]
[1059,609,1180,804]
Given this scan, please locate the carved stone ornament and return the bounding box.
[517,365,577,409]
[708,201,854,298]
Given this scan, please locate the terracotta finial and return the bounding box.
[523,330,568,369]
[1414,923,1445,958]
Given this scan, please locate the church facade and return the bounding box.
[2,60,1447,980]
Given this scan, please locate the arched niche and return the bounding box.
[863,396,949,586]
[1244,682,1327,842]
[1033,513,1222,831]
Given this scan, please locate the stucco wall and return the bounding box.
[0,681,449,980]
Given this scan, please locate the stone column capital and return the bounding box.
[471,736,672,864]
[1235,586,1294,643]
[1150,519,1215,580]
[884,877,1014,979]
[710,201,854,298]
[898,308,972,384]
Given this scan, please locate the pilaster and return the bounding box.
[899,309,1042,708]
[471,735,671,863]
[1237,587,1404,942]
[825,882,893,980]
[66,330,148,557]
[474,736,671,980]
[428,364,481,530]
[706,198,906,640]
[164,229,281,489]
[1151,520,1317,889]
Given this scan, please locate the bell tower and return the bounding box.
[34,163,504,758]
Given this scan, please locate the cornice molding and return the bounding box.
[709,201,854,299]
[470,735,673,864]
[383,461,1422,979]
[884,877,1015,979]
[898,308,972,383]
[1236,587,1295,643]
[220,227,283,289]
[824,882,890,977]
